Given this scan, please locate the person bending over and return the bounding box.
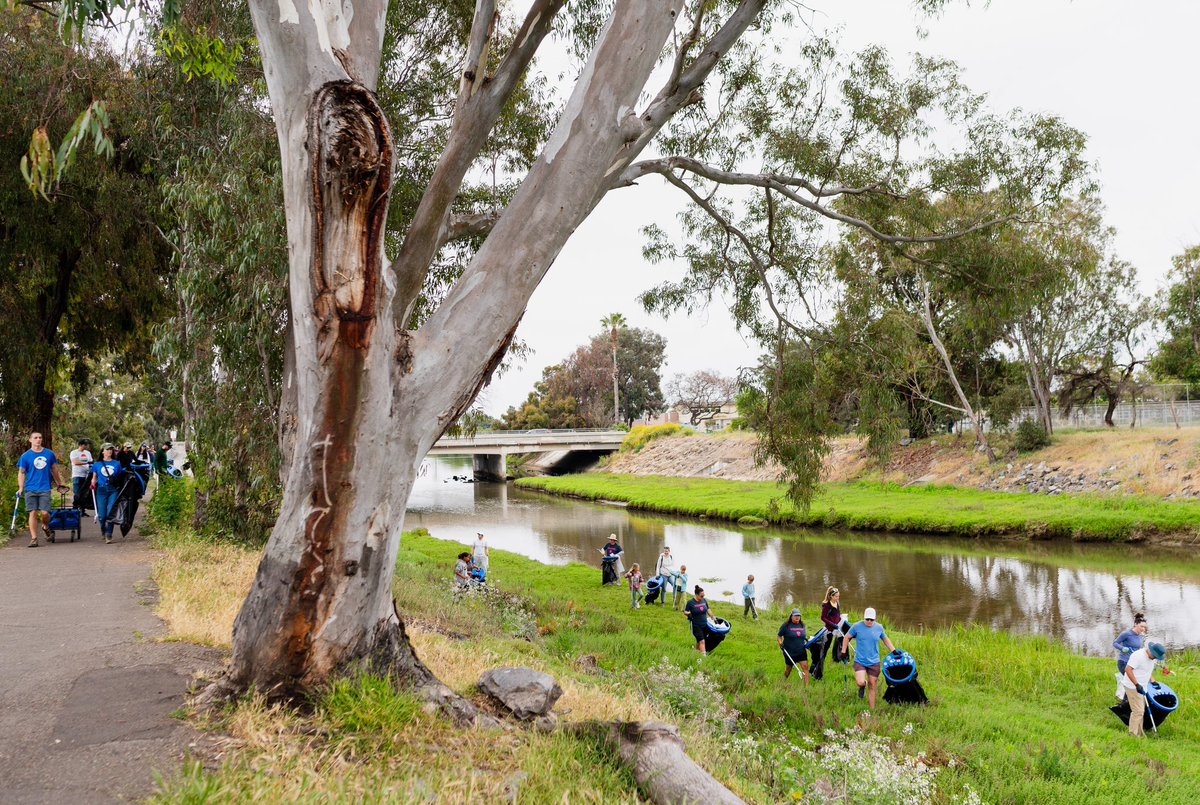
[1122,642,1167,737]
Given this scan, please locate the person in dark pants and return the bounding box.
[69,438,93,511]
[683,586,710,657]
[91,444,124,544]
[117,442,135,470]
[1112,613,1147,700]
[811,586,841,680]
[778,609,810,683]
[153,442,171,475]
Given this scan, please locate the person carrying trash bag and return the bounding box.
[1111,613,1147,701]
[841,607,896,710]
[812,586,842,681]
[1118,642,1169,737]
[778,609,810,684]
[599,535,623,586]
[684,586,711,657]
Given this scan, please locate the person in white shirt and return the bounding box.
[472,532,489,571]
[69,438,93,510]
[1122,642,1167,737]
[654,546,674,590]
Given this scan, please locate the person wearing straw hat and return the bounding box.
[777,609,810,683]
[1122,642,1167,737]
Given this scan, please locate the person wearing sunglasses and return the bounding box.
[841,607,896,709]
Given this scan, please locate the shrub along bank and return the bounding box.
[516,474,1200,542]
[149,528,1198,803]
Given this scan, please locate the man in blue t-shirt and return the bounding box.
[840,607,896,709]
[16,432,67,547]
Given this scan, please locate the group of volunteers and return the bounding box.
[1111,612,1172,737]
[453,532,491,587]
[601,538,691,610]
[14,432,175,547]
[596,541,1177,730]
[597,541,901,709]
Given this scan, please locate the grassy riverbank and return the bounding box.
[516,474,1200,542]
[147,526,1199,803]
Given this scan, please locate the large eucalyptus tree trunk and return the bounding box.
[213,0,713,711]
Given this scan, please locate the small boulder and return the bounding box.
[479,667,563,720]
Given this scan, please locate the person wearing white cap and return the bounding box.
[840,607,896,709]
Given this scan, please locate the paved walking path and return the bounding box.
[0,515,222,804]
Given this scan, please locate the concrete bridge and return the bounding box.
[428,429,626,480]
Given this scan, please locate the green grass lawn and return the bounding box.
[153,528,1199,804]
[516,474,1200,541]
[399,531,1199,804]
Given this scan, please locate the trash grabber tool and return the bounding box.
[92,488,100,522]
[1146,689,1159,735]
[782,648,803,684]
[749,598,759,619]
[9,491,20,532]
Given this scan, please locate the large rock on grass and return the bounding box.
[479,667,563,720]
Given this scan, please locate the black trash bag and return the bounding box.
[704,618,731,654]
[644,575,664,605]
[108,498,133,530]
[883,675,929,705]
[601,559,619,586]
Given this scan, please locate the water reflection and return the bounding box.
[406,457,1200,655]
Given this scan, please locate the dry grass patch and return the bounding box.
[150,527,257,647]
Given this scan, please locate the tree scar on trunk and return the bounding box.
[277,81,395,683]
[309,80,394,350]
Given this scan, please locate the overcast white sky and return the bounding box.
[478,0,1200,416]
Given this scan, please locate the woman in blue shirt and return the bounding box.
[1112,613,1147,700]
[91,444,124,544]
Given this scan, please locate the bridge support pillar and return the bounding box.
[473,452,506,482]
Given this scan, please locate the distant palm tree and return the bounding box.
[600,312,627,423]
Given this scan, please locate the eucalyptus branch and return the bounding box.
[661,170,806,340]
[392,0,565,328]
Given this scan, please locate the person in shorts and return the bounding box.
[777,609,810,683]
[16,432,68,547]
[683,586,711,656]
[69,438,93,510]
[841,607,896,709]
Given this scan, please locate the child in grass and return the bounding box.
[625,563,644,609]
[671,565,689,609]
[742,574,758,619]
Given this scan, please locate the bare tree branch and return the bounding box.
[623,156,1014,245]
[392,0,566,327]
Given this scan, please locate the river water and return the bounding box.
[406,457,1200,656]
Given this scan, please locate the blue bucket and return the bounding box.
[883,650,917,685]
[645,576,664,593]
[1147,680,1180,723]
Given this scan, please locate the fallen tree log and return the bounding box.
[569,720,745,805]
